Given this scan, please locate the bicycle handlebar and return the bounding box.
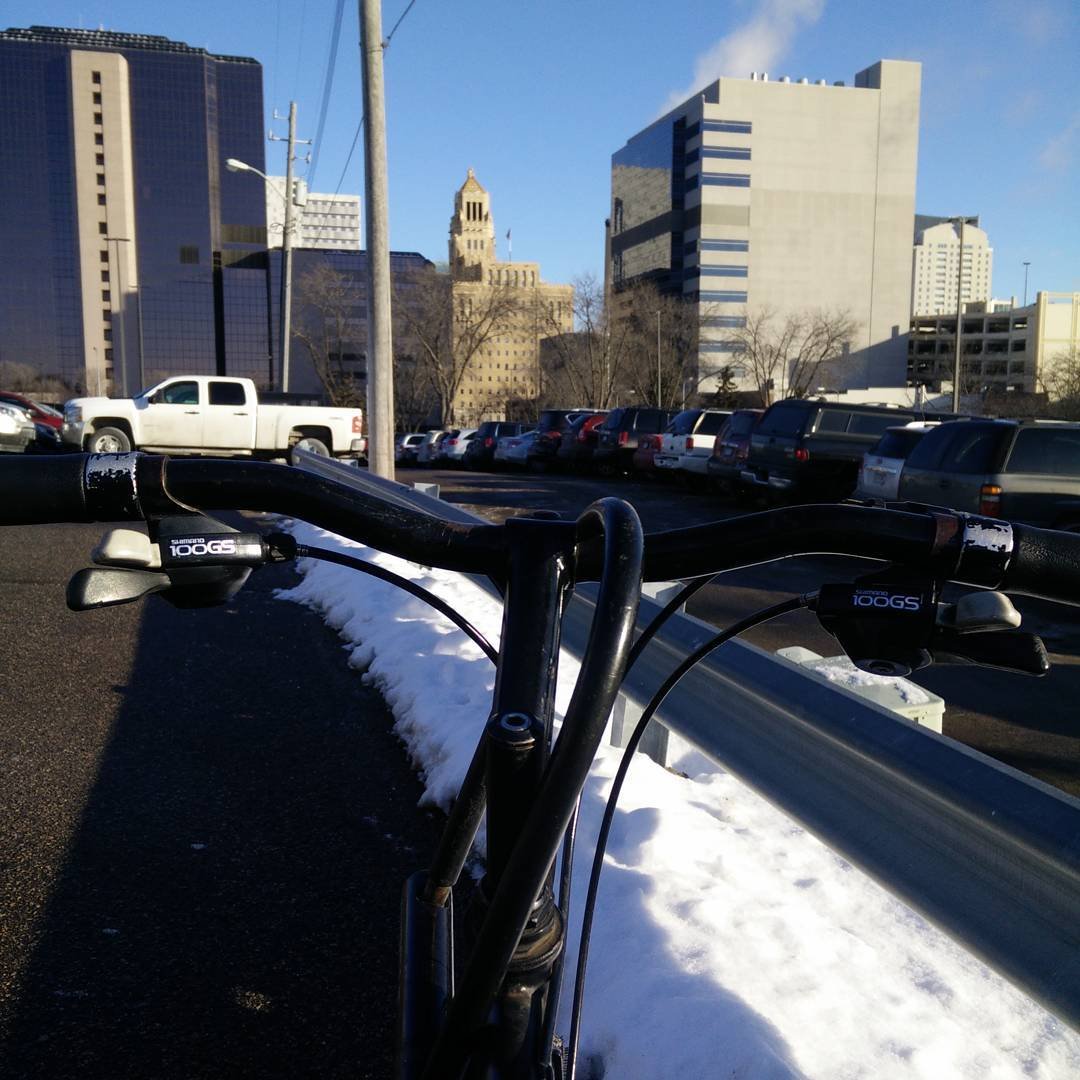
[5,452,1080,603]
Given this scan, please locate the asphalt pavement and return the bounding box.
[0,522,439,1079]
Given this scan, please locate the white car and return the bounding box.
[494,429,537,468]
[441,428,478,464]
[0,402,37,453]
[653,408,731,478]
[854,422,939,501]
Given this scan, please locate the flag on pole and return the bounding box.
[506,228,512,260]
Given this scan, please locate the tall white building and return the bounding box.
[266,181,361,250]
[911,215,993,316]
[610,60,922,393]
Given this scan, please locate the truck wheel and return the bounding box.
[291,436,330,463]
[87,427,131,453]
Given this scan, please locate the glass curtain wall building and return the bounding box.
[0,26,270,395]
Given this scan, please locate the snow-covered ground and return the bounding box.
[277,520,1080,1079]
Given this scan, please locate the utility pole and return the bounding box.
[1023,261,1031,307]
[360,0,395,478]
[268,102,310,393]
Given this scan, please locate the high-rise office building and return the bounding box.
[0,26,271,395]
[266,183,362,251]
[911,215,993,317]
[609,60,921,393]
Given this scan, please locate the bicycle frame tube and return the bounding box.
[419,500,643,1080]
[401,515,577,1079]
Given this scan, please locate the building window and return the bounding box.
[94,112,103,125]
[699,265,749,277]
[701,239,749,252]
[92,71,101,84]
[685,175,699,191]
[102,290,111,302]
[699,290,748,303]
[96,153,105,166]
[98,222,108,234]
[101,270,110,282]
[97,193,106,205]
[701,174,751,187]
[702,315,748,327]
[104,349,113,361]
[100,250,109,263]
[95,133,103,146]
[96,173,106,186]
[703,119,752,134]
[93,92,102,105]
[702,146,752,160]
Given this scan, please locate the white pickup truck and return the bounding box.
[62,375,364,460]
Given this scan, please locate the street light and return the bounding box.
[656,310,662,407]
[226,157,295,392]
[948,215,978,413]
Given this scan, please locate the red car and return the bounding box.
[0,391,63,429]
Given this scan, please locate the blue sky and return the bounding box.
[15,0,1080,303]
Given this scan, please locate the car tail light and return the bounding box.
[618,431,628,446]
[686,436,694,451]
[794,447,810,463]
[485,436,494,448]
[979,484,1002,516]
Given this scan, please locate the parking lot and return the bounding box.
[401,459,1080,799]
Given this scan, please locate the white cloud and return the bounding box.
[1039,111,1080,173]
[660,0,826,115]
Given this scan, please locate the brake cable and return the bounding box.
[285,539,499,665]
[563,593,810,1080]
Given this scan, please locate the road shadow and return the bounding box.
[1,560,438,1079]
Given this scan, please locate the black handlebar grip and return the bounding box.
[1004,523,1080,605]
[0,453,93,525]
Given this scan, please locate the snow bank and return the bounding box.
[277,521,1080,1079]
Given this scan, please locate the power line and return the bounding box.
[332,1,418,197]
[385,0,418,44]
[307,0,346,188]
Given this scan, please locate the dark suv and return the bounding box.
[741,399,952,500]
[526,409,600,470]
[897,419,1080,527]
[707,409,763,491]
[593,407,675,474]
[463,420,527,469]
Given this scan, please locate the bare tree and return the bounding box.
[727,306,859,405]
[612,281,715,408]
[532,274,635,408]
[1036,346,1080,419]
[291,264,365,406]
[0,361,73,400]
[393,265,523,425]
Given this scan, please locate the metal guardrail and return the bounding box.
[291,452,1080,1030]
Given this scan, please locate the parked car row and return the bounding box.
[397,399,1080,529]
[0,390,65,454]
